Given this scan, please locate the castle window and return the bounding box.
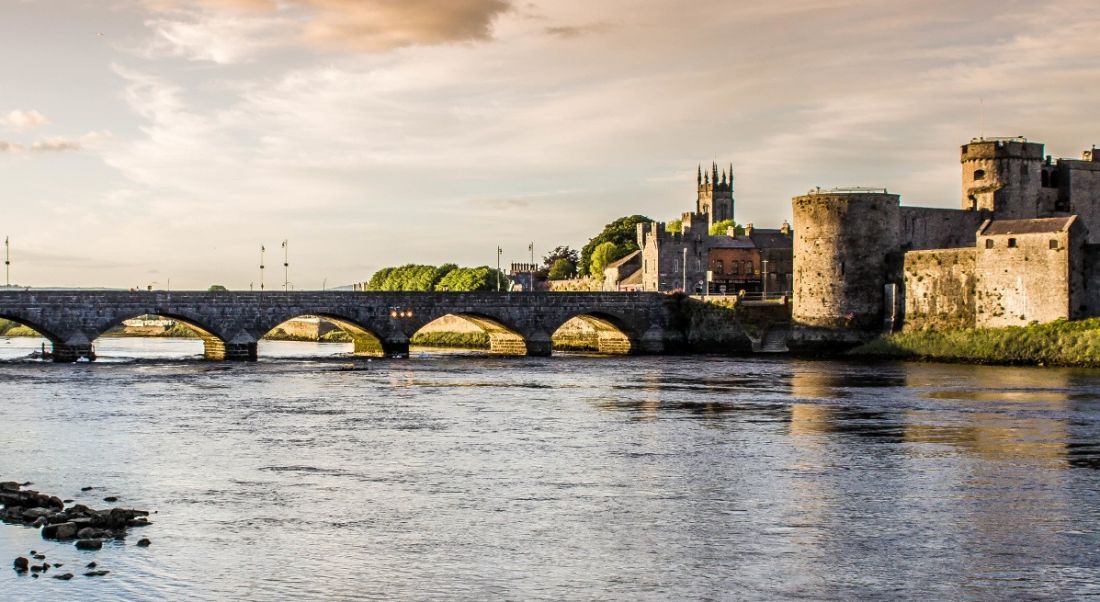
[1042,171,1050,187]
[973,169,986,180]
[1050,239,1058,250]
[1008,238,1017,248]
[985,239,994,249]
[1051,171,1061,187]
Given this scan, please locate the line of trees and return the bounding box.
[365,264,508,292]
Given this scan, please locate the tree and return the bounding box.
[547,258,576,280]
[709,219,744,236]
[579,214,651,277]
[208,284,228,292]
[435,266,508,291]
[665,219,683,234]
[589,242,623,281]
[542,246,579,271]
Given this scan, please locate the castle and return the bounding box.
[612,163,793,294]
[791,137,1100,347]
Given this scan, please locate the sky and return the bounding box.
[1,0,1098,289]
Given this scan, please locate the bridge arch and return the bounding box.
[550,311,638,355]
[259,313,387,358]
[412,311,529,356]
[92,312,227,360]
[0,314,60,360]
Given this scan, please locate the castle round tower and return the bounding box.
[960,137,1044,218]
[791,190,901,344]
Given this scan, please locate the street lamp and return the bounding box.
[496,246,503,292]
[260,244,266,291]
[282,240,289,292]
[762,258,769,298]
[4,236,10,287]
[681,247,687,293]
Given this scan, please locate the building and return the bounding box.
[791,137,1100,346]
[631,164,793,294]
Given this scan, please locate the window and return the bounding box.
[974,169,986,180]
[743,261,753,276]
[1008,238,1017,248]
[731,262,740,275]
[1050,239,1058,249]
[714,260,724,274]
[1042,171,1050,187]
[985,239,994,249]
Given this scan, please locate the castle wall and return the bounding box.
[638,217,709,292]
[960,139,1043,217]
[791,192,901,342]
[1085,245,1100,315]
[1063,158,1100,243]
[974,220,1082,328]
[901,248,976,331]
[900,207,983,250]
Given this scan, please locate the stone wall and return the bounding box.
[1064,156,1100,243]
[901,248,976,330]
[974,219,1083,327]
[900,207,983,250]
[960,139,1044,216]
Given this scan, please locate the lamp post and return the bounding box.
[260,244,266,291]
[4,236,9,287]
[528,242,534,293]
[496,246,502,292]
[762,258,769,298]
[282,240,289,292]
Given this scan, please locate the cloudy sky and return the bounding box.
[2,0,1098,289]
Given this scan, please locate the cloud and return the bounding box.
[30,138,83,153]
[1,109,50,129]
[543,22,612,39]
[0,131,110,155]
[142,0,512,61]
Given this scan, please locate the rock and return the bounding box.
[75,539,103,551]
[85,561,96,569]
[83,570,109,577]
[77,527,112,540]
[136,538,151,547]
[53,563,63,568]
[80,486,94,492]
[32,516,49,528]
[42,522,80,540]
[21,482,32,487]
[22,507,52,521]
[103,496,118,503]
[63,499,73,504]
[0,482,20,492]
[13,557,29,571]
[53,573,74,580]
[32,573,38,579]
[32,554,45,560]
[30,564,43,572]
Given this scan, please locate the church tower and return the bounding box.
[696,162,735,230]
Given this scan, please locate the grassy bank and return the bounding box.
[410,331,490,349]
[0,318,41,337]
[849,318,1100,367]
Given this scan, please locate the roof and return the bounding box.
[748,229,793,249]
[980,216,1075,236]
[606,249,641,269]
[619,268,642,286]
[707,235,756,249]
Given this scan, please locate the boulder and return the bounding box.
[74,539,103,551]
[77,528,112,540]
[83,570,109,577]
[136,538,151,547]
[53,573,74,580]
[0,482,20,492]
[42,522,79,540]
[103,496,118,503]
[13,557,28,572]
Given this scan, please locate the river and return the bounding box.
[2,336,1100,600]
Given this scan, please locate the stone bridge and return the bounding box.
[0,290,682,362]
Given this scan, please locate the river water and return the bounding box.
[3,336,1100,600]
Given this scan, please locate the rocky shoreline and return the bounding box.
[2,481,152,581]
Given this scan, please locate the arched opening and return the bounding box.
[411,313,526,356]
[260,315,383,359]
[95,314,220,360]
[0,316,56,361]
[551,313,635,355]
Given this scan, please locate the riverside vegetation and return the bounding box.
[851,318,1100,367]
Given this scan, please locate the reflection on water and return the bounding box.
[3,342,1100,600]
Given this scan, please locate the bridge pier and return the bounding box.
[382,340,410,358]
[222,342,258,361]
[52,343,95,363]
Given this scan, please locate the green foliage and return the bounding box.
[850,318,1100,367]
[547,258,577,280]
[665,219,683,234]
[578,214,651,276]
[709,219,743,236]
[542,246,579,271]
[411,331,490,349]
[208,284,228,292]
[434,266,508,292]
[0,318,41,337]
[366,264,455,291]
[589,242,624,280]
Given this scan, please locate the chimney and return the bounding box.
[744,223,754,237]
[726,226,737,237]
[780,221,791,235]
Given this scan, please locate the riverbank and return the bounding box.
[849,318,1100,367]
